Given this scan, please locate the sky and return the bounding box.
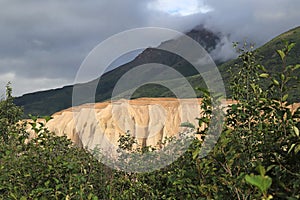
[0,0,299,97]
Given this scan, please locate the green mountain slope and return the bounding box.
[14,26,221,116]
[121,26,300,102]
[14,26,300,116]
[218,26,300,100]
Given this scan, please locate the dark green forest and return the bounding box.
[0,41,299,199]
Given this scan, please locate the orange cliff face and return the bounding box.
[24,98,300,151]
[45,98,205,150]
[24,98,214,149]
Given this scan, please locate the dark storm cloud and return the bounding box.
[0,0,299,96]
[0,0,152,77]
[0,0,207,96]
[0,0,156,96]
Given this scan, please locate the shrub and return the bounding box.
[0,42,299,199]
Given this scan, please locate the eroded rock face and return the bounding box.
[27,98,300,151]
[44,98,204,150]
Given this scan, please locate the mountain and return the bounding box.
[15,26,300,116]
[14,26,222,116]
[218,25,300,100]
[139,26,300,102]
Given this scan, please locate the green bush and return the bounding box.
[0,42,299,199]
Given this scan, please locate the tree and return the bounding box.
[0,82,23,143]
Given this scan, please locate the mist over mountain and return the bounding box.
[1,0,299,97]
[14,25,223,116]
[14,25,300,116]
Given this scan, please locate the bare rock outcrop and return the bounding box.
[44,98,204,150]
[25,98,300,152]
[26,98,300,151]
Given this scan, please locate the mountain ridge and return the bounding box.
[14,25,222,116]
[14,25,300,116]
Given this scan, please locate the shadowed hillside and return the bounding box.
[14,26,300,116]
[14,26,222,116]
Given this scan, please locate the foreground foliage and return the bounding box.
[0,43,300,199]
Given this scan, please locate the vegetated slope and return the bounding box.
[219,25,300,101]
[15,26,300,116]
[134,26,300,101]
[14,26,221,116]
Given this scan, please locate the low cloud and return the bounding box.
[210,35,237,62]
[0,0,299,96]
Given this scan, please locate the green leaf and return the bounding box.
[257,64,267,72]
[44,115,53,123]
[259,98,268,102]
[293,126,299,137]
[287,42,296,52]
[293,64,300,71]
[192,148,200,160]
[295,144,300,154]
[282,94,289,102]
[259,73,269,78]
[180,122,195,129]
[250,83,256,93]
[266,165,275,173]
[196,87,210,96]
[272,79,280,86]
[257,165,266,176]
[29,115,38,122]
[245,174,272,193]
[231,104,238,111]
[288,144,296,154]
[277,50,285,61]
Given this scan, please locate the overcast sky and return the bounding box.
[0,0,299,97]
